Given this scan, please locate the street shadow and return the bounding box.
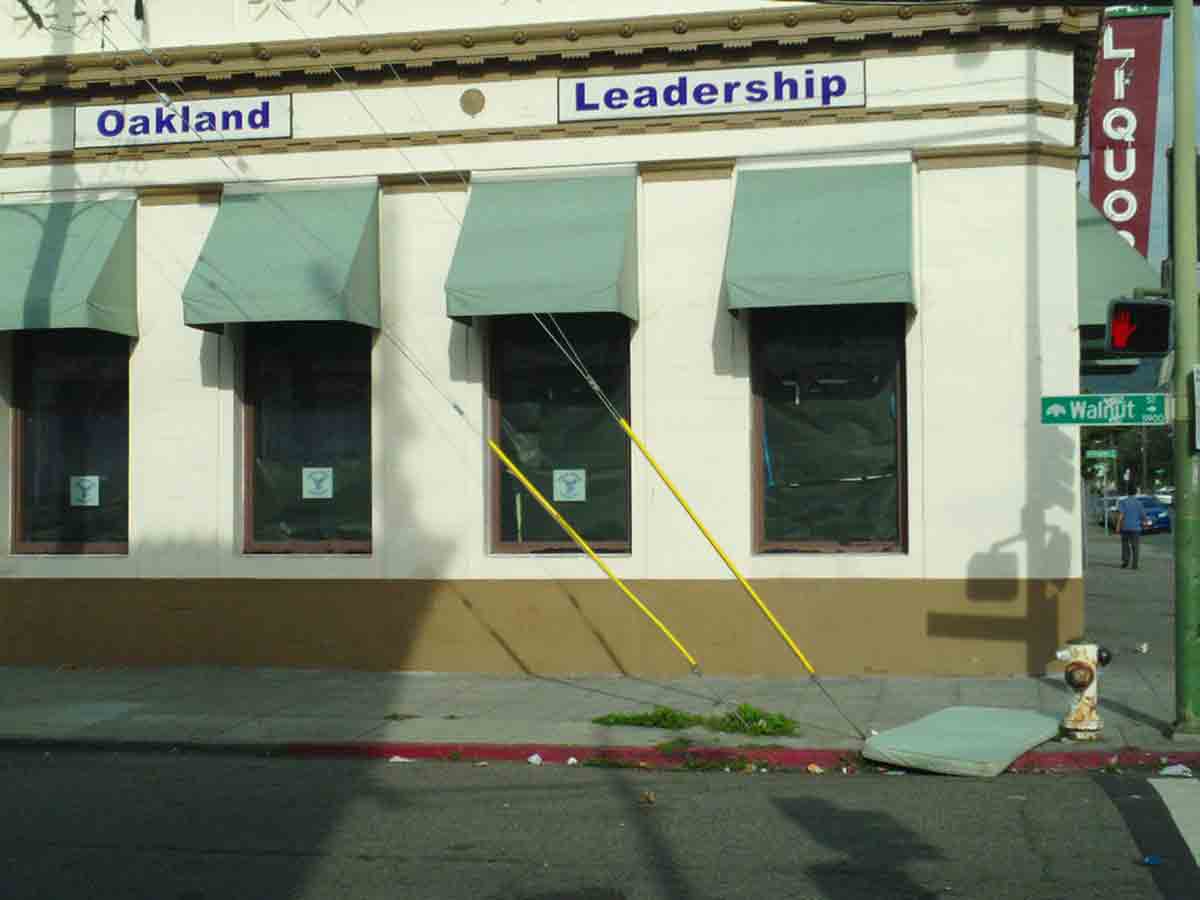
[1093,774,1200,898]
[773,794,944,900]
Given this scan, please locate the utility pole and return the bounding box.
[1172,0,1200,736]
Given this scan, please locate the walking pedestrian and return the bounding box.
[1116,486,1145,570]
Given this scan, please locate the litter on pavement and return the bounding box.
[862,707,1060,777]
[1158,763,1193,777]
[387,756,414,763]
[527,753,543,766]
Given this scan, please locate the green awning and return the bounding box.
[1077,193,1159,328]
[723,164,914,313]
[445,175,638,322]
[0,198,137,336]
[182,185,380,328]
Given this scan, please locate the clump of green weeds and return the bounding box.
[593,703,798,737]
[593,707,704,730]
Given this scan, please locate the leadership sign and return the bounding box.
[559,62,865,123]
[75,95,292,149]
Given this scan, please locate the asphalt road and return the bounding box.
[2,749,1197,900]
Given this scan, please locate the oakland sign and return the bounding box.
[75,95,292,149]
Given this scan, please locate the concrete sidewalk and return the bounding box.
[0,527,1190,771]
[0,662,1187,767]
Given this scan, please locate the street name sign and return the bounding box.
[1041,393,1167,426]
[1085,449,1119,458]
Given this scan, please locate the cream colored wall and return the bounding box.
[0,48,1072,159]
[0,42,1083,582]
[917,164,1081,581]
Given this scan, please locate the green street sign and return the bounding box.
[1041,394,1168,426]
[1085,449,1119,459]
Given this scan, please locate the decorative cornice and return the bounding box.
[914,142,1080,170]
[0,98,1075,171]
[0,6,1101,122]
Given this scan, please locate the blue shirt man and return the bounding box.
[1117,492,1145,569]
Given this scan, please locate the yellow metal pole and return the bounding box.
[487,439,699,669]
[615,418,817,675]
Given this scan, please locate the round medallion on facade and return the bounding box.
[461,35,475,48]
[565,27,579,42]
[840,9,856,24]
[209,51,223,64]
[783,13,799,27]
[513,31,527,45]
[672,20,688,35]
[619,24,634,38]
[358,41,372,55]
[409,38,424,51]
[897,6,914,20]
[460,88,486,117]
[728,16,743,31]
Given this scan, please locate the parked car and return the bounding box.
[1155,486,1175,506]
[1138,496,1173,534]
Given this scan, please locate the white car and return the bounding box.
[1155,487,1174,506]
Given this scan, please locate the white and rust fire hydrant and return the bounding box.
[1054,640,1113,740]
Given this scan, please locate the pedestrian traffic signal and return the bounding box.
[1105,298,1172,356]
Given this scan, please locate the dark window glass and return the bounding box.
[752,305,905,551]
[14,330,130,552]
[491,314,630,552]
[245,323,371,553]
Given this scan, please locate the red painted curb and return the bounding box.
[282,741,1200,773]
[283,742,857,769]
[1010,748,1200,772]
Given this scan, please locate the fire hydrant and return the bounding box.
[1053,640,1113,740]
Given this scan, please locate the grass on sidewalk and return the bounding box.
[593,703,799,737]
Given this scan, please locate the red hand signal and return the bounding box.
[1111,309,1137,349]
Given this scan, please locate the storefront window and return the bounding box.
[490,314,631,553]
[13,330,130,553]
[244,323,372,553]
[752,305,905,552]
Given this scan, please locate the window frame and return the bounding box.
[241,323,374,556]
[487,315,633,555]
[11,330,131,555]
[750,306,909,555]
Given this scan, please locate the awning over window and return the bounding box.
[723,164,914,313]
[0,198,137,336]
[182,185,380,329]
[1077,194,1159,328]
[444,175,638,322]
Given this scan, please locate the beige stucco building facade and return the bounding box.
[0,2,1103,676]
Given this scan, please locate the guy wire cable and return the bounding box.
[533,312,868,741]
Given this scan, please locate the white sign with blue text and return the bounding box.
[75,95,292,149]
[559,62,865,123]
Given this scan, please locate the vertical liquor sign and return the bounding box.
[1089,16,1165,256]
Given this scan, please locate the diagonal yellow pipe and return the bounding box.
[614,418,817,675]
[487,439,698,670]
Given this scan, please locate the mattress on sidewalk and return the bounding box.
[863,706,1060,777]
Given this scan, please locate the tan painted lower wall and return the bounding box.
[0,578,1083,677]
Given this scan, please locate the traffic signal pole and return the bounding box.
[1171,0,1200,736]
